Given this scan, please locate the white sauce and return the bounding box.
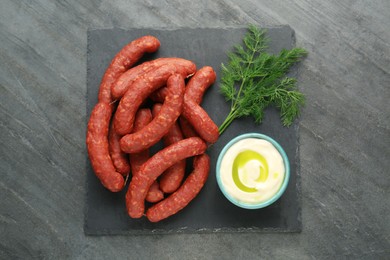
[220,138,285,204]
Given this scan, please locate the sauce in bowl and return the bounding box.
[216,133,290,209]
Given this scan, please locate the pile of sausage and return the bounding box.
[86,35,219,222]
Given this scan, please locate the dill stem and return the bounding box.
[218,108,239,134]
[231,79,245,111]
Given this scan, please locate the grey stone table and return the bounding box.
[1,1,389,259]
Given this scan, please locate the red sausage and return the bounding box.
[86,103,124,192]
[98,35,160,104]
[128,109,153,173]
[181,67,219,143]
[120,74,185,153]
[185,66,216,103]
[87,36,159,189]
[114,62,196,136]
[108,120,131,176]
[128,109,164,203]
[182,99,219,144]
[126,137,207,218]
[112,58,195,100]
[146,154,210,222]
[152,104,186,193]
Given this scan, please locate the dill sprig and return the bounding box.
[218,25,307,135]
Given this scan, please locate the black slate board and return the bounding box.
[85,26,301,235]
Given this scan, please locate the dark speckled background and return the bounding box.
[1,1,389,258]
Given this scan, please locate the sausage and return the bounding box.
[108,120,131,176]
[126,137,207,218]
[128,109,153,173]
[181,67,219,143]
[114,62,196,136]
[152,104,186,193]
[86,103,124,192]
[146,154,210,222]
[128,109,164,203]
[179,116,198,138]
[112,58,195,100]
[182,99,219,144]
[120,74,185,153]
[185,66,216,104]
[98,35,160,104]
[88,36,160,189]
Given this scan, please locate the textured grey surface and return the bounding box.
[0,0,389,259]
[86,27,301,235]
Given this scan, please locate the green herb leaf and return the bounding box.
[218,25,307,135]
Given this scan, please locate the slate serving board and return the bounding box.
[85,26,302,235]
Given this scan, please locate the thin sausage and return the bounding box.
[185,66,216,104]
[126,137,207,218]
[98,36,160,104]
[114,62,196,135]
[128,109,164,203]
[87,36,159,190]
[181,67,219,143]
[146,154,210,222]
[182,100,219,144]
[152,104,186,193]
[120,74,185,153]
[112,58,195,100]
[108,120,131,176]
[128,109,153,174]
[86,103,124,192]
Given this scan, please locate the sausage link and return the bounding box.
[114,62,196,135]
[146,154,210,222]
[128,109,163,203]
[120,74,185,153]
[86,103,124,192]
[112,58,195,100]
[108,120,131,176]
[152,104,186,193]
[182,67,219,143]
[89,36,159,188]
[185,66,216,104]
[126,137,207,218]
[182,99,219,144]
[128,109,152,175]
[98,36,160,103]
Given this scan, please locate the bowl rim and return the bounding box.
[216,132,290,209]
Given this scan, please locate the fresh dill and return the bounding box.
[218,25,307,135]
